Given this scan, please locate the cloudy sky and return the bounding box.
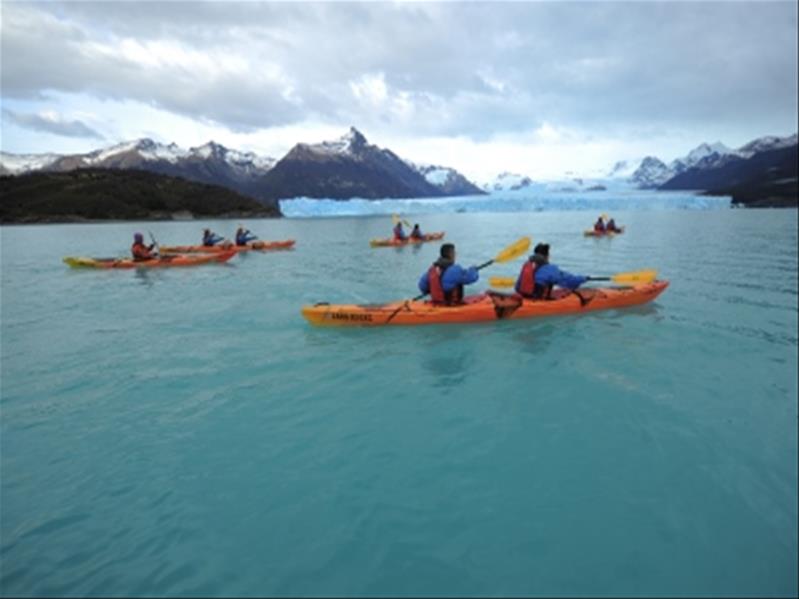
[1,1,797,180]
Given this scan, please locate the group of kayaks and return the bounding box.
[63,216,667,328]
[63,239,296,269]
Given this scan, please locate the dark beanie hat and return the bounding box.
[534,243,550,257]
[440,243,455,258]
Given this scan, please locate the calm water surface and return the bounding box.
[1,209,797,596]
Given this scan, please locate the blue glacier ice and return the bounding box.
[279,189,732,218]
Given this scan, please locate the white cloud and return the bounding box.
[1,1,796,179]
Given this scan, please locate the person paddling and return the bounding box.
[606,218,621,232]
[514,243,587,300]
[131,232,157,261]
[594,215,606,233]
[410,223,424,240]
[418,243,479,305]
[235,226,258,246]
[202,228,225,247]
[393,221,408,241]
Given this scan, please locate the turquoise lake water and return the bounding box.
[1,209,797,596]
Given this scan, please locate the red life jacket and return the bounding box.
[131,242,153,261]
[517,260,537,297]
[428,264,462,305]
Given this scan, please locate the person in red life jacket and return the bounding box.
[594,215,606,233]
[606,218,621,232]
[515,243,588,299]
[410,223,424,240]
[393,222,408,241]
[131,232,156,261]
[418,243,479,305]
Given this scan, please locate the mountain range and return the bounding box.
[629,134,798,189]
[0,128,484,207]
[1,129,796,211]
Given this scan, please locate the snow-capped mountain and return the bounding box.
[483,172,536,192]
[629,157,673,189]
[629,134,797,189]
[413,164,484,196]
[0,152,62,175]
[0,138,276,177]
[737,133,798,157]
[259,128,484,200]
[0,138,278,203]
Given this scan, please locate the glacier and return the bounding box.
[279,189,731,218]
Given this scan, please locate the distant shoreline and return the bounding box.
[0,212,281,226]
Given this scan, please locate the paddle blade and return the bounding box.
[493,236,531,264]
[489,276,516,288]
[391,213,400,224]
[611,269,658,284]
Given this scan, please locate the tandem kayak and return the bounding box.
[301,281,668,327]
[159,240,296,253]
[63,251,236,269]
[369,232,445,247]
[584,227,624,237]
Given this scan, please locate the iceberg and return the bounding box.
[280,189,731,218]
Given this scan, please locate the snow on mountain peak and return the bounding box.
[684,141,732,164]
[0,151,62,174]
[308,127,369,155]
[737,133,798,157]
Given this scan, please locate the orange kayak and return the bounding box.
[160,240,295,253]
[370,232,445,247]
[301,281,668,327]
[584,227,624,237]
[63,251,236,268]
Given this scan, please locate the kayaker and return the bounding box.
[202,228,225,246]
[410,224,424,240]
[131,232,156,261]
[235,226,258,246]
[593,216,606,233]
[393,222,407,241]
[418,243,479,305]
[607,218,621,232]
[515,243,588,300]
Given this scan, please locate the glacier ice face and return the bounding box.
[280,189,731,218]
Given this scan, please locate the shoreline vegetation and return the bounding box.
[0,169,280,225]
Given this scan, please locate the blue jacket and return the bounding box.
[418,263,479,294]
[203,232,224,246]
[236,231,257,245]
[535,263,588,290]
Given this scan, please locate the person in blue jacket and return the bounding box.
[235,226,258,246]
[202,228,225,246]
[515,243,588,300]
[418,243,479,305]
[393,222,407,241]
